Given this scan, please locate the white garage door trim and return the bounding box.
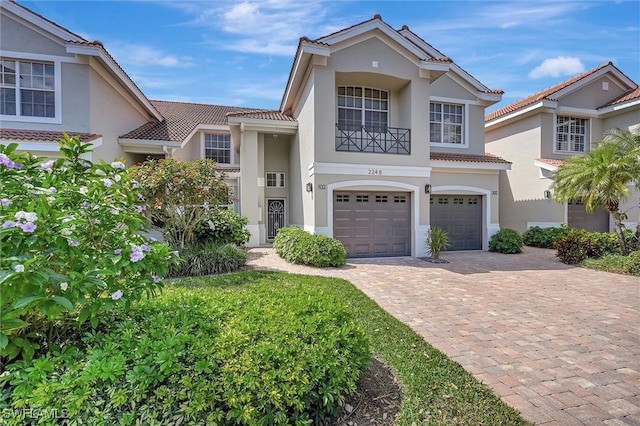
[327,180,423,257]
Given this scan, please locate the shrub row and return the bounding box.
[167,242,246,278]
[1,281,370,425]
[522,225,572,249]
[274,227,347,267]
[582,250,640,276]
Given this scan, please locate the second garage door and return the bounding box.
[430,195,482,251]
[334,191,411,257]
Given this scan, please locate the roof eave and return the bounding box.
[597,97,640,117]
[485,99,558,129]
[66,44,163,121]
[430,160,511,170]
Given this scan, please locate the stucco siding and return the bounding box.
[0,14,71,57]
[430,74,476,101]
[559,76,629,110]
[88,67,151,163]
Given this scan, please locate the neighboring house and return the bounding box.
[2,1,512,257]
[485,62,640,233]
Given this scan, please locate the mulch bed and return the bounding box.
[328,356,402,425]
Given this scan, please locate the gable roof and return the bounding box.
[601,86,640,107]
[121,100,294,143]
[3,0,162,121]
[281,15,501,113]
[485,62,638,122]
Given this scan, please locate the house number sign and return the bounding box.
[368,169,383,175]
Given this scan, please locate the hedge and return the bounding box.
[273,227,347,267]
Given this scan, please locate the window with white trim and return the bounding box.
[1,59,55,118]
[430,102,463,144]
[337,86,388,131]
[204,133,231,164]
[556,116,587,152]
[266,172,285,188]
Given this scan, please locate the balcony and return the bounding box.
[335,124,411,155]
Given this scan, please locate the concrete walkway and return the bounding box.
[246,247,640,425]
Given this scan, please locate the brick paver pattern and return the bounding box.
[247,247,640,425]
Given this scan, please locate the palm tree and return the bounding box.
[553,128,640,255]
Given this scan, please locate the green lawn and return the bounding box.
[174,271,533,425]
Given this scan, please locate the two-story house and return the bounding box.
[2,1,511,257]
[485,62,640,233]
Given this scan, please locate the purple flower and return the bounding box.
[2,221,16,228]
[21,222,36,233]
[41,160,54,171]
[1,198,11,206]
[14,264,24,273]
[130,250,145,262]
[81,201,90,210]
[173,250,180,257]
[0,154,20,169]
[141,244,151,252]
[114,248,123,255]
[49,187,57,194]
[137,193,145,201]
[102,178,113,188]
[111,161,126,169]
[152,274,161,283]
[132,182,140,189]
[111,290,123,300]
[69,239,79,247]
[136,205,147,212]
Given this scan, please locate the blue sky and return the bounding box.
[22,0,640,113]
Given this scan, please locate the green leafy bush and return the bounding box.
[522,225,571,248]
[0,137,177,361]
[0,281,370,425]
[489,228,523,254]
[583,251,640,276]
[554,228,603,264]
[167,242,247,277]
[274,227,347,267]
[194,208,251,245]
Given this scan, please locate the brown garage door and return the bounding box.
[568,200,609,232]
[334,191,411,257]
[430,195,482,251]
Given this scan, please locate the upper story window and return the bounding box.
[430,102,463,145]
[338,86,388,131]
[266,172,285,188]
[1,59,55,118]
[204,133,231,164]
[556,116,587,153]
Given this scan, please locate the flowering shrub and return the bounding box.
[0,135,177,361]
[128,158,231,249]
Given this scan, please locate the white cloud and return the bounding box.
[108,42,195,68]
[183,0,330,56]
[528,56,585,79]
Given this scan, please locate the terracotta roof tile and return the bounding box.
[536,158,564,167]
[430,151,511,164]
[226,110,295,121]
[485,62,615,122]
[0,128,101,143]
[600,86,640,107]
[121,101,294,142]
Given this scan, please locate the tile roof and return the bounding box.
[121,101,294,142]
[485,62,615,122]
[226,110,296,121]
[0,128,101,143]
[430,152,511,164]
[536,158,564,167]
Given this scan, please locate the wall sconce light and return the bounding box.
[544,189,552,199]
[306,182,313,193]
[424,184,431,194]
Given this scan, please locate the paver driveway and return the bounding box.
[247,247,640,425]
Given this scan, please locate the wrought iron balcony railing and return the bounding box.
[335,124,411,155]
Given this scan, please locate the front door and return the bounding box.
[267,199,286,240]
